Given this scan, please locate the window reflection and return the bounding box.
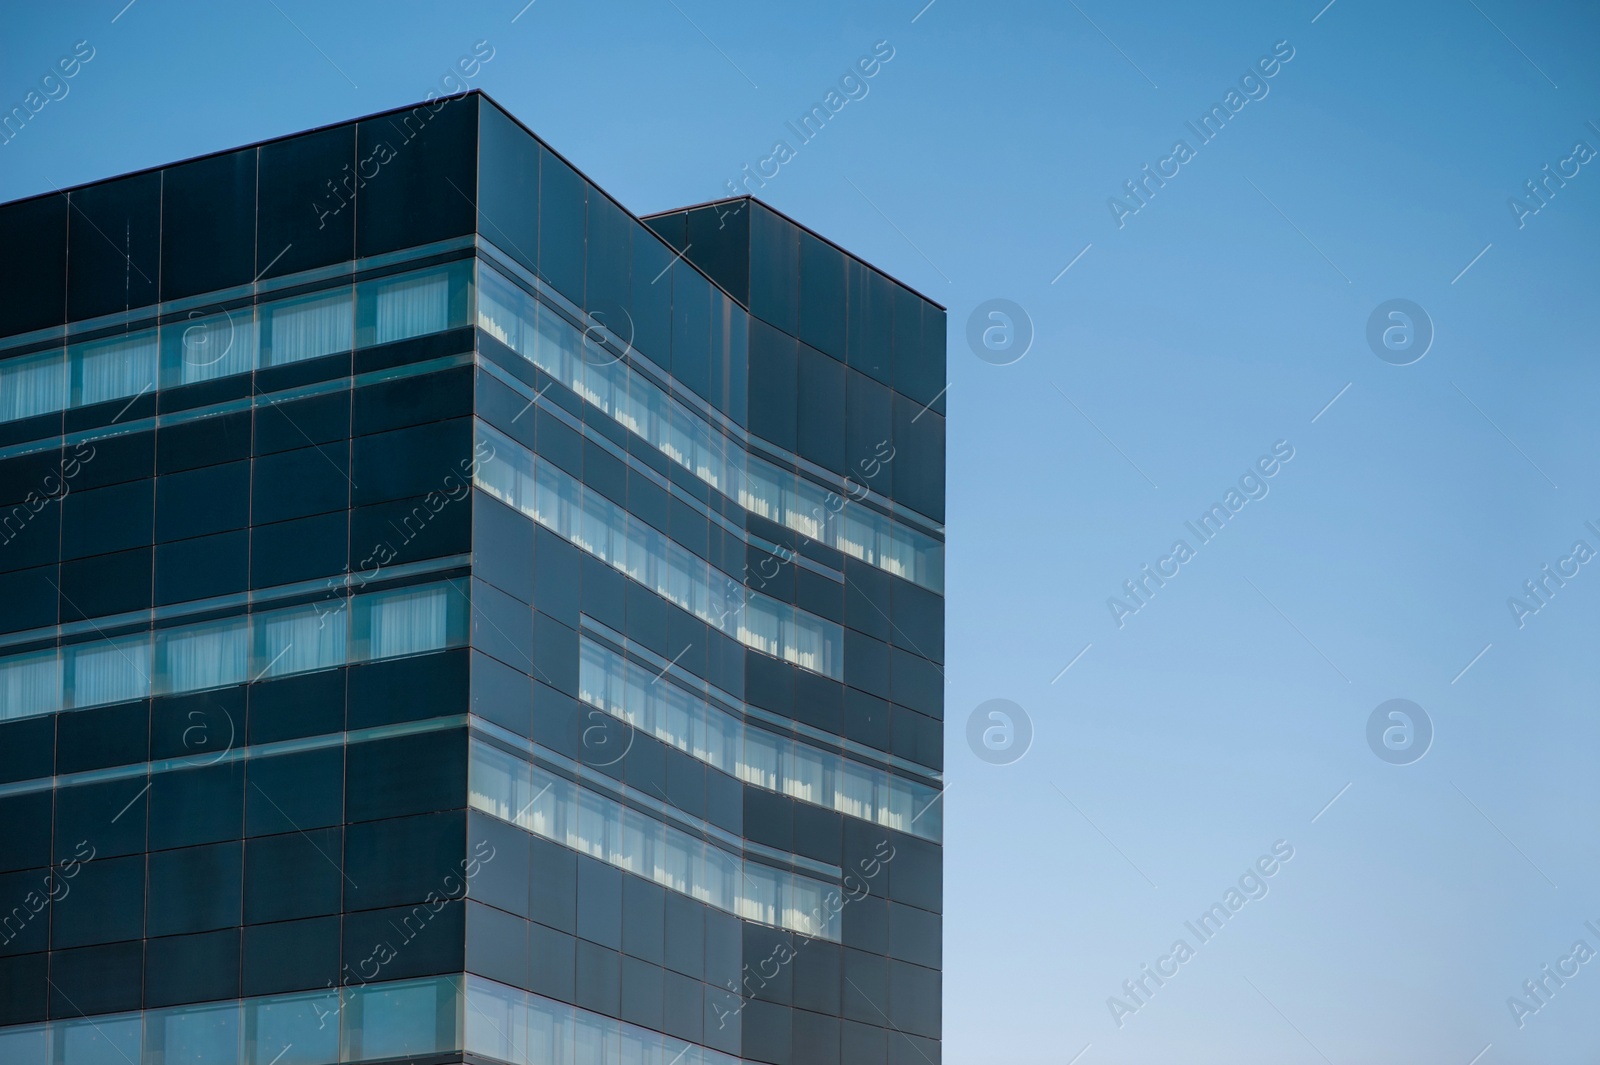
[0,581,467,724]
[477,264,944,594]
[578,637,941,842]
[468,738,843,940]
[0,259,469,427]
[474,421,843,679]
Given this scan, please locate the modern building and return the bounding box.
[0,91,945,1065]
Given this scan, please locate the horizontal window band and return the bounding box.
[579,613,944,785]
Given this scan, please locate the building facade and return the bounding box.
[0,92,945,1065]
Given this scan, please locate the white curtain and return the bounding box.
[260,603,348,677]
[365,586,447,661]
[373,271,449,344]
[0,349,66,423]
[264,291,351,366]
[155,619,248,695]
[72,331,156,408]
[0,650,59,721]
[67,636,150,708]
[169,309,257,386]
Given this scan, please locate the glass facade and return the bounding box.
[0,92,943,1065]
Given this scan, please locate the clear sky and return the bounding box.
[4,1,1598,1061]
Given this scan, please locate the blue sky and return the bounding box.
[4,0,1599,1061]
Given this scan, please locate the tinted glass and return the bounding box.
[478,101,540,276]
[68,171,160,321]
[0,195,67,337]
[798,231,846,360]
[258,122,357,279]
[161,149,257,301]
[749,204,798,335]
[796,343,845,474]
[538,147,586,305]
[356,94,478,257]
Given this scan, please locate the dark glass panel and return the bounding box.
[0,195,67,337]
[251,511,348,588]
[253,389,350,456]
[478,101,540,274]
[574,939,621,1015]
[0,565,57,633]
[747,319,796,451]
[161,148,257,301]
[61,477,151,559]
[253,444,352,523]
[347,649,468,731]
[465,900,529,987]
[146,841,243,937]
[355,95,478,257]
[246,667,345,745]
[341,901,464,982]
[795,343,845,475]
[150,686,243,761]
[50,853,143,948]
[149,762,245,849]
[147,929,241,1006]
[685,203,750,305]
[749,205,798,336]
[56,699,148,774]
[155,457,246,534]
[798,231,846,361]
[0,715,53,785]
[342,811,466,913]
[585,191,631,325]
[155,529,248,604]
[67,171,160,321]
[619,955,664,1032]
[245,747,344,836]
[157,410,250,474]
[53,778,145,861]
[538,147,586,305]
[670,264,712,404]
[59,546,151,620]
[244,828,343,923]
[575,854,621,950]
[259,122,357,279]
[345,729,467,823]
[48,941,142,1017]
[630,230,673,370]
[893,394,944,522]
[242,915,340,996]
[351,418,469,506]
[846,260,894,385]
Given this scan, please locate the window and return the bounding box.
[0,579,467,723]
[162,307,257,387]
[469,739,840,939]
[475,261,945,594]
[0,348,65,422]
[155,616,249,695]
[474,423,844,680]
[261,289,352,367]
[66,634,150,707]
[70,329,156,408]
[0,648,59,721]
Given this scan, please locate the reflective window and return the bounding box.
[0,581,468,723]
[0,348,65,422]
[0,974,740,1065]
[579,638,941,841]
[0,259,469,425]
[465,975,739,1065]
[69,329,156,409]
[468,738,842,940]
[474,421,842,679]
[478,264,943,593]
